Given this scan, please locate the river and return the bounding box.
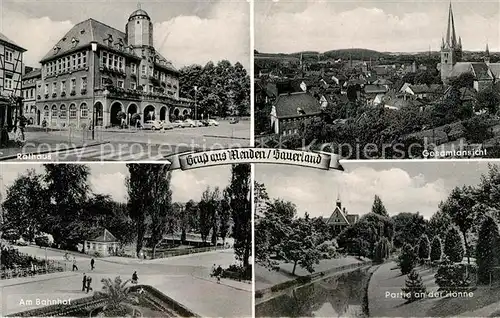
[255,268,371,317]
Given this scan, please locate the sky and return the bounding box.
[0,163,232,203]
[255,160,500,220]
[0,0,249,69]
[255,0,500,53]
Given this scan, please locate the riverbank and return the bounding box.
[367,261,500,317]
[255,257,371,306]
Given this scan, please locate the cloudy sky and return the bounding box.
[256,0,500,53]
[0,0,249,69]
[0,163,232,203]
[256,160,499,220]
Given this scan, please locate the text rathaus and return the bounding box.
[35,6,193,128]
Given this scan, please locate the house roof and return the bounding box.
[488,63,500,79]
[346,214,359,224]
[274,92,321,118]
[22,68,42,80]
[471,62,493,81]
[129,8,150,21]
[325,206,350,225]
[88,228,118,243]
[364,84,388,94]
[451,62,493,81]
[409,84,431,94]
[0,32,26,52]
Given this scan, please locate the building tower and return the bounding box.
[440,3,462,83]
[125,3,155,89]
[484,43,490,64]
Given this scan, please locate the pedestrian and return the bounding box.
[132,271,138,284]
[72,257,78,271]
[86,276,93,293]
[216,265,222,284]
[90,258,95,270]
[82,273,87,292]
[211,264,216,277]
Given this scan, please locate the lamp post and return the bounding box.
[194,86,198,120]
[90,41,98,140]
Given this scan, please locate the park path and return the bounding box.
[1,247,251,317]
[367,261,500,317]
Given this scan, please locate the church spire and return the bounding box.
[446,2,457,47]
[486,43,490,56]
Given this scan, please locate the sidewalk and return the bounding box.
[0,271,78,288]
[0,131,106,160]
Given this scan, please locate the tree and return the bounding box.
[198,187,220,245]
[147,167,172,259]
[418,234,431,261]
[228,164,251,267]
[126,164,161,258]
[219,189,232,247]
[392,212,427,248]
[401,269,426,303]
[371,195,389,217]
[42,164,91,248]
[398,243,417,275]
[443,226,465,263]
[430,236,443,262]
[374,237,390,263]
[280,217,321,275]
[97,276,140,317]
[476,88,500,114]
[476,215,500,284]
[2,170,47,242]
[441,186,476,264]
[428,209,453,240]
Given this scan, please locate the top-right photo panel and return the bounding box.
[254,0,500,159]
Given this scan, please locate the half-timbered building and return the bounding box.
[0,32,26,128]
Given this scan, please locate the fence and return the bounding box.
[0,252,67,280]
[155,245,224,259]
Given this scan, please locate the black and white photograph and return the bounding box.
[0,0,250,162]
[0,162,252,317]
[255,161,500,317]
[254,1,500,159]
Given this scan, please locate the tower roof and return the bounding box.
[129,3,150,21]
[445,2,458,48]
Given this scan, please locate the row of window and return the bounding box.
[43,103,89,119]
[4,50,14,63]
[4,73,13,89]
[24,88,36,99]
[43,77,87,95]
[44,52,88,76]
[101,51,125,72]
[283,129,299,136]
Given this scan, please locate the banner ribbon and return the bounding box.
[165,148,343,171]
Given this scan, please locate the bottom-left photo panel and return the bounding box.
[0,162,252,318]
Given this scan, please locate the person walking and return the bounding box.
[132,271,138,284]
[90,258,95,271]
[82,273,87,292]
[216,265,222,284]
[86,276,93,293]
[72,257,78,271]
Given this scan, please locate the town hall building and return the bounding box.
[35,5,192,128]
[439,3,500,90]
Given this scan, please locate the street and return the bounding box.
[5,121,250,161]
[0,246,252,317]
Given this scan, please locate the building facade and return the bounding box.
[22,68,41,125]
[0,32,26,129]
[36,6,192,129]
[323,197,359,234]
[84,228,119,257]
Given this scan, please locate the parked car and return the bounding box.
[183,119,197,127]
[206,119,219,126]
[162,121,175,130]
[142,120,163,130]
[194,120,204,127]
[229,117,239,124]
[172,120,184,128]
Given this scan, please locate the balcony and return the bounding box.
[96,84,193,107]
[61,91,66,97]
[99,65,126,77]
[70,90,76,96]
[80,88,87,95]
[51,92,57,98]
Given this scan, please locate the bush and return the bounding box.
[317,240,338,259]
[220,264,252,281]
[94,251,101,257]
[398,243,417,275]
[444,227,464,263]
[435,256,473,293]
[430,236,443,262]
[418,234,431,261]
[374,237,390,264]
[255,291,263,298]
[476,215,500,284]
[402,269,427,303]
[34,236,50,247]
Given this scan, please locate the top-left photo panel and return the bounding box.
[0,0,250,162]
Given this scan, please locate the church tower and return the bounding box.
[126,3,153,49]
[440,3,462,83]
[484,43,490,64]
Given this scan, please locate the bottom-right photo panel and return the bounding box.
[254,160,500,318]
